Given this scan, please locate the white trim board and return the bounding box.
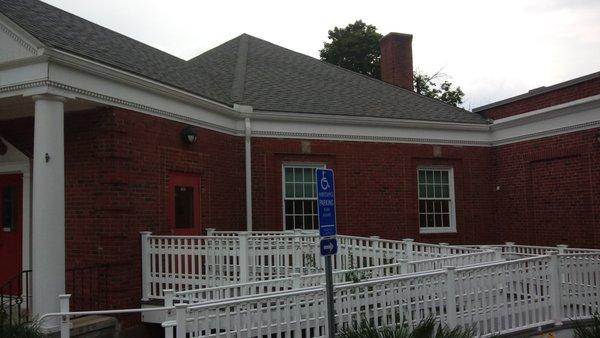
[0,49,598,147]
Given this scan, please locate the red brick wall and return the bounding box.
[480,76,600,120]
[0,108,246,324]
[250,138,497,244]
[492,127,600,248]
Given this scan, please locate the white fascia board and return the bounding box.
[491,94,600,130]
[0,13,44,53]
[45,49,238,118]
[248,110,490,131]
[0,58,49,97]
[250,114,492,146]
[490,100,600,145]
[46,62,241,135]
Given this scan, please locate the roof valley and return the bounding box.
[231,34,249,103]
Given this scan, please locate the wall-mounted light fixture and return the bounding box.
[180,126,198,145]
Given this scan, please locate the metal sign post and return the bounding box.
[316,168,337,338]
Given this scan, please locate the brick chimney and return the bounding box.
[379,33,414,91]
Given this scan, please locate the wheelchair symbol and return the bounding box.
[320,172,330,190]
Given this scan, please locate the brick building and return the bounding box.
[0,0,598,332]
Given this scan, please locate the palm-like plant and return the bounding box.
[338,316,475,338]
[574,312,600,338]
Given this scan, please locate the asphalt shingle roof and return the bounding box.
[0,0,488,124]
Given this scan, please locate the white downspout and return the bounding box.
[235,104,254,232]
[244,117,253,232]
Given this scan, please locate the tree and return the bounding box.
[320,20,465,107]
[320,20,382,79]
[414,70,465,107]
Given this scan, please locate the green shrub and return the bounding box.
[0,322,42,338]
[338,316,475,338]
[574,312,600,338]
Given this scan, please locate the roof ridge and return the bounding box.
[241,34,480,117]
[231,34,249,103]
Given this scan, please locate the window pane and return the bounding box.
[285,183,294,198]
[434,214,442,227]
[295,183,304,197]
[427,214,435,228]
[434,171,441,184]
[441,185,449,198]
[419,214,427,227]
[294,216,303,228]
[285,200,293,214]
[419,184,426,198]
[304,183,313,198]
[442,214,450,227]
[285,168,293,183]
[285,216,294,230]
[426,171,434,183]
[434,185,442,198]
[293,200,302,214]
[426,185,434,197]
[442,201,449,213]
[418,170,426,183]
[294,168,303,182]
[175,186,194,229]
[426,201,435,213]
[419,200,426,213]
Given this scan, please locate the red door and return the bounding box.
[168,173,201,235]
[0,174,23,288]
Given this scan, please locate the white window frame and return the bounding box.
[417,166,457,234]
[281,162,325,231]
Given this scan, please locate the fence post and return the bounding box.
[59,294,71,338]
[556,244,568,254]
[140,231,152,301]
[444,267,457,328]
[439,243,449,256]
[403,238,414,261]
[238,231,250,283]
[399,259,409,274]
[492,247,504,261]
[291,273,302,289]
[370,236,381,265]
[175,303,187,338]
[505,242,515,256]
[163,289,175,338]
[549,251,563,326]
[292,231,302,273]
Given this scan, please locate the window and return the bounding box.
[282,164,323,230]
[169,173,201,235]
[418,167,456,233]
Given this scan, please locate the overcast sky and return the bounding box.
[43,0,600,109]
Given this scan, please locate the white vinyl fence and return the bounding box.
[174,250,500,303]
[168,252,600,338]
[141,232,483,300]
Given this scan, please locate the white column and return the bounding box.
[31,95,65,331]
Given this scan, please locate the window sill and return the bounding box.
[419,227,457,234]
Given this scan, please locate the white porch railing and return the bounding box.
[464,242,600,259]
[141,232,484,300]
[168,252,600,337]
[173,250,500,303]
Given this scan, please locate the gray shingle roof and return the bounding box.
[0,0,230,104]
[1,0,488,125]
